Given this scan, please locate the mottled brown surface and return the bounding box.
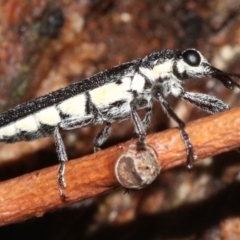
[0,0,240,239]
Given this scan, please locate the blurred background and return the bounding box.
[1,0,240,239]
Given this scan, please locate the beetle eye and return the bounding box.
[182,49,201,67]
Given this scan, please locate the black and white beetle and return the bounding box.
[0,48,240,198]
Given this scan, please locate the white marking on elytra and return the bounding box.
[131,73,146,92]
[15,115,38,132]
[139,67,154,82]
[0,123,16,137]
[35,106,61,126]
[57,94,87,117]
[90,77,133,108]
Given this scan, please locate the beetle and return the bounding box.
[0,48,239,198]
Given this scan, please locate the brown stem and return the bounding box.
[0,107,240,226]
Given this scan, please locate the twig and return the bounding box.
[0,107,240,226]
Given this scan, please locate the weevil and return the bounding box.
[0,49,239,198]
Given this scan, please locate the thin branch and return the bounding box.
[1,107,240,226]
